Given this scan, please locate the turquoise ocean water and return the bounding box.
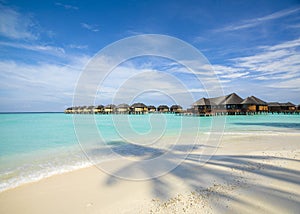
[0,113,299,192]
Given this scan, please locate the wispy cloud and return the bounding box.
[232,40,300,80]
[0,54,90,111]
[55,2,78,10]
[216,7,300,32]
[193,36,208,44]
[287,23,300,29]
[211,38,300,93]
[0,4,38,40]
[68,44,88,49]
[81,23,99,32]
[0,41,65,55]
[268,78,300,91]
[212,65,249,79]
[260,38,300,51]
[0,61,78,111]
[125,30,146,36]
[95,66,196,107]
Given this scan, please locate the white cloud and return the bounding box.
[261,38,300,51]
[70,57,211,107]
[55,2,78,10]
[75,38,299,103]
[216,7,300,32]
[209,38,300,93]
[0,60,82,91]
[212,65,249,79]
[268,78,300,90]
[0,41,65,55]
[98,68,196,107]
[68,44,88,49]
[232,47,300,80]
[0,48,93,109]
[81,23,99,32]
[125,30,146,36]
[0,4,37,40]
[287,23,300,29]
[0,57,90,111]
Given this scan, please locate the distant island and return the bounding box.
[65,93,300,116]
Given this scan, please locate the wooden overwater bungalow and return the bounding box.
[170,105,183,113]
[116,104,130,114]
[268,102,296,114]
[72,106,79,114]
[70,106,78,114]
[192,98,215,115]
[104,104,116,114]
[157,105,169,113]
[64,94,298,116]
[86,106,95,114]
[64,107,72,114]
[78,106,85,114]
[94,105,104,114]
[241,96,268,114]
[281,102,296,112]
[82,106,92,114]
[217,93,243,114]
[82,106,89,114]
[130,103,148,114]
[267,102,281,112]
[193,93,244,115]
[147,105,156,113]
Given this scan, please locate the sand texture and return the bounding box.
[0,134,300,214]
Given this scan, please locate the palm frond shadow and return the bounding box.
[97,141,300,211]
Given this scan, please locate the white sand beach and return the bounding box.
[0,134,299,214]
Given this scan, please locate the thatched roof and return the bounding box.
[193,98,216,106]
[221,93,243,105]
[251,96,267,105]
[209,96,226,105]
[147,105,156,110]
[193,93,243,106]
[158,105,169,109]
[242,96,267,105]
[104,104,116,109]
[117,103,130,108]
[280,102,296,107]
[241,97,255,105]
[170,105,182,109]
[268,102,281,107]
[95,105,104,109]
[131,103,147,108]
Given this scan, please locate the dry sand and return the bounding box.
[0,134,300,214]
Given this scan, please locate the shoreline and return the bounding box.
[1,133,299,213]
[1,131,299,193]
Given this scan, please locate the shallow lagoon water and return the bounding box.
[0,113,299,191]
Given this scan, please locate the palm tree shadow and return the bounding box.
[97,141,300,212]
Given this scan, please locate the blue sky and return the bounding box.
[0,0,300,111]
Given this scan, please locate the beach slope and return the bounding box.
[0,134,299,213]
